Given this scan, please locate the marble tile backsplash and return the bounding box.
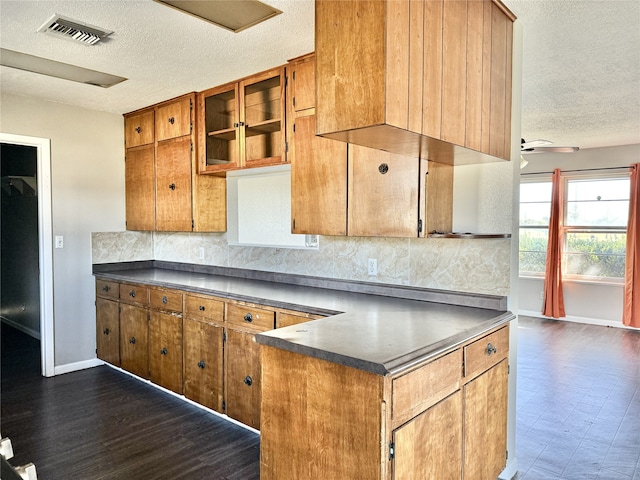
[92,231,511,296]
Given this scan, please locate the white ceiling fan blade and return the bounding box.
[521,139,553,149]
[522,146,580,154]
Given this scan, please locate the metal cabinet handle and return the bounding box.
[160,347,168,355]
[135,126,142,133]
[162,296,168,304]
[198,360,206,369]
[378,163,389,174]
[103,328,110,335]
[199,305,206,311]
[244,313,253,323]
[129,337,136,344]
[129,290,136,298]
[244,375,253,386]
[486,343,497,356]
[102,285,110,292]
[168,117,175,124]
[169,183,176,190]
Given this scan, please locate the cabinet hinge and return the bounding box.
[222,400,226,411]
[293,96,296,108]
[147,313,150,321]
[506,449,509,460]
[192,219,195,229]
[292,71,295,81]
[285,140,289,153]
[389,442,395,460]
[508,364,510,374]
[293,123,296,133]
[418,218,423,234]
[223,331,227,342]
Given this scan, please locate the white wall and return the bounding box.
[518,143,640,327]
[1,93,125,368]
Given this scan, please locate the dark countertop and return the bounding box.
[94,262,514,376]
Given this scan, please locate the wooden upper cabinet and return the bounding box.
[125,109,154,148]
[125,144,155,231]
[315,0,515,164]
[155,136,193,231]
[156,96,192,141]
[197,66,286,174]
[289,53,315,113]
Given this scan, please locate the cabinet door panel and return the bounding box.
[393,391,462,480]
[156,97,191,141]
[149,311,183,394]
[348,145,420,237]
[464,360,509,480]
[225,328,261,430]
[291,114,347,235]
[290,56,315,113]
[120,304,149,379]
[96,298,120,366]
[156,137,192,231]
[125,145,155,231]
[125,110,154,148]
[183,318,224,412]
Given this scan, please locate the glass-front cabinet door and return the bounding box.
[197,66,285,174]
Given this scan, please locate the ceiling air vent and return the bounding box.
[37,14,113,46]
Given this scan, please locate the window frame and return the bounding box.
[518,176,552,278]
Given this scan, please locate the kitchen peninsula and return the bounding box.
[94,260,513,479]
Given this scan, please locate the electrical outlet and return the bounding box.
[368,258,378,276]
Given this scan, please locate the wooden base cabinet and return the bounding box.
[260,324,510,479]
[119,303,149,379]
[95,280,120,366]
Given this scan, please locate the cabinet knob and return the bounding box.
[129,290,136,298]
[169,183,176,190]
[103,328,110,335]
[162,296,168,304]
[486,343,497,356]
[160,347,168,355]
[135,126,142,134]
[199,305,206,311]
[378,163,389,174]
[129,337,136,344]
[234,122,239,128]
[198,360,206,369]
[168,117,175,124]
[244,375,253,386]
[244,313,253,323]
[102,285,110,292]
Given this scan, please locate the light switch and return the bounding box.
[55,236,64,248]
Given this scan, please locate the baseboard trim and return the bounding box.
[518,310,637,330]
[0,317,41,340]
[54,358,104,376]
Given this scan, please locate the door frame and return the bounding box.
[1,133,55,377]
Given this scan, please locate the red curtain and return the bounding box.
[623,164,640,328]
[542,168,565,318]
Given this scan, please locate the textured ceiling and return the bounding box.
[0,0,639,150]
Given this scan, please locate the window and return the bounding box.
[563,177,628,281]
[519,174,630,282]
[519,181,551,275]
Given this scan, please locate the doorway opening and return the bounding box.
[0,133,54,377]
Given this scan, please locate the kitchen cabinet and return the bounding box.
[315,0,515,164]
[259,324,510,479]
[119,283,150,379]
[148,288,183,394]
[95,280,120,366]
[288,53,452,237]
[197,67,286,174]
[225,304,275,429]
[124,94,226,232]
[287,54,348,236]
[183,294,225,412]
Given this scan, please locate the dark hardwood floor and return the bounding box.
[2,317,639,480]
[515,316,640,480]
[0,323,260,480]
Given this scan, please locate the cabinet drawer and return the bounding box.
[227,303,275,332]
[149,288,183,313]
[275,311,323,329]
[184,294,224,322]
[119,283,149,306]
[96,279,119,300]
[392,349,462,429]
[464,325,509,380]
